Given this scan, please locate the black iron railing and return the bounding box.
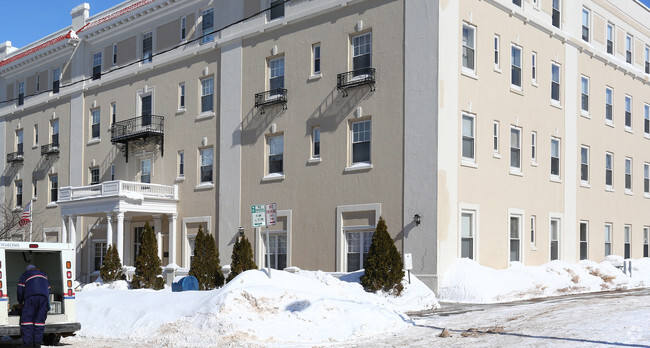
[337,67,376,96]
[7,151,24,163]
[254,88,288,114]
[111,115,164,142]
[41,143,60,156]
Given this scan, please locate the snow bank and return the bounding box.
[439,257,650,303]
[75,269,437,346]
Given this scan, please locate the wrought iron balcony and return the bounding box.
[7,151,24,163]
[111,115,164,162]
[337,67,376,96]
[41,143,60,156]
[254,88,288,114]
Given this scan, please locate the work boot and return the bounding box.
[33,344,41,348]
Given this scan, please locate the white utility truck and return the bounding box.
[0,242,81,345]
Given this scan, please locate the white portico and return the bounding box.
[57,180,178,271]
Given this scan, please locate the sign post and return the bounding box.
[251,203,277,278]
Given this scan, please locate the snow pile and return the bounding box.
[439,257,650,303]
[75,269,437,346]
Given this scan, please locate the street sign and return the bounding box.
[265,202,277,226]
[251,204,266,227]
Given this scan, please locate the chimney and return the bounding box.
[0,41,17,60]
[71,3,90,31]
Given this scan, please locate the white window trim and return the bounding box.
[550,62,561,107]
[606,23,614,55]
[508,208,525,265]
[136,86,155,118]
[493,121,500,158]
[510,126,522,175]
[311,43,322,78]
[92,239,108,272]
[461,22,477,78]
[311,126,321,160]
[255,209,292,269]
[89,108,101,143]
[644,162,650,198]
[112,43,118,66]
[197,146,215,189]
[625,95,633,132]
[459,203,479,261]
[625,157,633,195]
[604,223,613,257]
[581,7,590,43]
[335,203,381,272]
[550,137,561,182]
[580,75,589,117]
[510,44,522,91]
[178,82,186,113]
[580,145,590,187]
[461,113,476,165]
[605,87,614,127]
[265,133,285,179]
[549,213,563,261]
[181,216,212,268]
[531,51,538,86]
[605,152,614,191]
[176,150,185,182]
[579,221,589,260]
[625,34,633,64]
[348,118,372,170]
[494,35,501,72]
[530,215,537,250]
[531,131,538,166]
[198,76,215,119]
[644,104,650,138]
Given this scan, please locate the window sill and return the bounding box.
[493,67,502,74]
[87,138,100,145]
[550,176,562,183]
[605,121,615,128]
[32,145,39,149]
[307,157,322,164]
[262,173,285,182]
[625,190,634,196]
[530,245,538,251]
[580,182,591,188]
[625,127,633,134]
[175,176,185,183]
[308,74,322,80]
[509,169,523,177]
[176,108,186,115]
[195,183,215,190]
[46,202,58,208]
[645,133,650,140]
[461,69,479,80]
[344,163,373,172]
[196,112,215,120]
[531,161,538,167]
[510,86,524,95]
[605,186,614,192]
[550,101,562,109]
[580,111,590,119]
[493,153,501,159]
[531,81,538,88]
[461,160,478,169]
[644,193,650,199]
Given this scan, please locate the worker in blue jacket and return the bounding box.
[17,265,50,348]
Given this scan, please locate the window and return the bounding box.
[462,114,475,161]
[32,177,37,198]
[530,215,536,247]
[606,23,614,55]
[312,43,321,76]
[581,146,589,184]
[94,241,107,271]
[605,87,613,123]
[511,45,522,88]
[645,104,650,136]
[178,83,185,110]
[180,16,186,41]
[512,0,521,6]
[91,109,100,139]
[625,157,632,192]
[509,214,521,262]
[551,63,560,103]
[580,76,589,113]
[494,35,500,69]
[351,120,371,164]
[16,129,23,153]
[200,77,214,113]
[33,124,39,146]
[51,119,59,145]
[352,33,372,72]
[644,227,649,257]
[35,74,40,94]
[510,127,521,171]
[270,0,284,21]
[90,167,100,185]
[202,8,214,44]
[580,222,588,260]
[550,218,560,261]
[493,121,499,155]
[462,23,476,73]
[551,138,560,178]
[312,127,320,158]
[17,81,24,106]
[626,34,633,64]
[531,52,537,83]
[112,43,117,66]
[645,163,650,195]
[15,181,23,207]
[269,57,285,91]
[624,225,631,259]
[142,32,153,64]
[92,51,102,80]
[625,96,632,129]
[52,68,60,94]
[581,8,590,42]
[178,151,184,177]
[604,224,612,256]
[646,46,650,74]
[141,159,151,183]
[345,230,373,272]
[264,233,287,270]
[200,148,213,183]
[552,0,560,28]
[108,103,115,126]
[460,210,475,259]
[266,135,284,175]
[531,131,537,163]
[110,165,115,181]
[134,226,144,259]
[50,175,58,203]
[605,152,613,189]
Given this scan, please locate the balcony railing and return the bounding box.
[254,88,288,114]
[336,67,376,96]
[41,143,60,156]
[7,151,24,163]
[58,180,178,203]
[111,115,164,162]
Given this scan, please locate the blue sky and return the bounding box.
[1,0,650,49]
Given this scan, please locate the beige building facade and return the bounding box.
[1,0,649,292]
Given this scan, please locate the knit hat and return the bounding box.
[25,265,36,272]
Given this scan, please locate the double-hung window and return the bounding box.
[352,33,372,74]
[92,52,102,80]
[510,127,521,171]
[269,0,284,21]
[15,181,23,208]
[550,218,560,261]
[493,121,499,155]
[531,52,537,83]
[178,151,185,178]
[580,146,589,184]
[494,35,500,69]
[605,152,613,189]
[512,0,521,6]
[605,87,613,123]
[50,175,58,203]
[530,216,536,247]
[511,45,522,89]
[201,8,214,44]
[625,95,632,129]
[17,81,24,106]
[91,109,100,139]
[625,157,632,192]
[142,32,153,64]
[531,131,537,163]
[52,68,60,94]
[312,127,320,159]
[201,77,214,113]
[645,46,650,74]
[580,76,589,113]
[604,224,612,256]
[178,83,185,110]
[644,227,649,257]
[269,57,285,91]
[644,162,650,195]
[16,129,23,154]
[645,104,650,136]
[51,119,59,146]
[346,230,373,272]
[550,137,560,179]
[90,167,100,185]
[509,214,522,262]
[264,233,287,270]
[551,63,560,103]
[606,24,614,55]
[462,23,476,73]
[312,43,321,76]
[268,135,284,174]
[552,0,560,28]
[112,43,118,66]
[460,210,475,259]
[461,114,475,162]
[140,159,151,184]
[110,165,115,181]
[200,148,213,184]
[624,225,632,259]
[180,16,186,41]
[581,8,590,42]
[94,241,107,271]
[626,34,633,64]
[110,102,117,125]
[351,120,371,164]
[579,222,588,260]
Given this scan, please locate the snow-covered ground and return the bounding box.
[65,257,650,347]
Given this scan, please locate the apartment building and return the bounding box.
[1,0,649,292]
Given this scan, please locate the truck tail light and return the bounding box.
[67,289,73,296]
[66,261,71,269]
[67,280,72,288]
[67,271,71,279]
[0,280,2,288]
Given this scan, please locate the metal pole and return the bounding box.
[29,198,33,242]
[265,226,271,278]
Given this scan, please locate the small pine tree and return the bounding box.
[360,217,405,295]
[131,221,164,290]
[189,225,224,290]
[227,234,257,283]
[99,244,124,283]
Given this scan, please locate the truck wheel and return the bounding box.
[43,333,61,346]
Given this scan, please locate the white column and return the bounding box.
[106,214,113,248]
[168,213,177,265]
[62,216,68,243]
[153,215,163,262]
[124,217,132,265]
[68,216,76,248]
[116,212,125,264]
